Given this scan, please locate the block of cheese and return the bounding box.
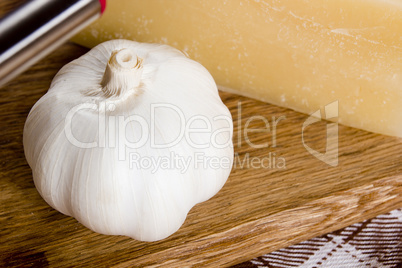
[72,0,402,137]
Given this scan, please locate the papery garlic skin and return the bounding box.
[23,39,233,242]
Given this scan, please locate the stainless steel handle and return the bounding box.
[0,0,103,87]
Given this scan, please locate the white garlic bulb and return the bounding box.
[23,39,233,241]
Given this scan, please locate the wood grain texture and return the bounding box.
[0,2,401,267]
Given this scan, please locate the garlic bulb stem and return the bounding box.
[101,48,143,97]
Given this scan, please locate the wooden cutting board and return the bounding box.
[1,42,401,268]
[0,4,401,267]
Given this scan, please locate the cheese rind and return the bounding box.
[72,0,402,137]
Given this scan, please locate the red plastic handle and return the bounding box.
[99,0,106,13]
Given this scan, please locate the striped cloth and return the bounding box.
[233,209,402,268]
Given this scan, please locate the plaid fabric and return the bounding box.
[233,209,402,268]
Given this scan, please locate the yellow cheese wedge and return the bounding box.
[72,0,402,137]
